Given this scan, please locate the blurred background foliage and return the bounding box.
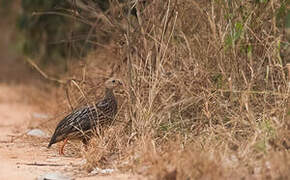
[17,0,92,65]
[0,0,123,66]
[0,0,289,66]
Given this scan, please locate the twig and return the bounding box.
[216,89,288,96]
[25,57,86,112]
[17,162,65,167]
[25,58,66,84]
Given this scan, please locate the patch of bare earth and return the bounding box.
[0,83,143,180]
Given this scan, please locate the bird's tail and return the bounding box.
[47,135,56,148]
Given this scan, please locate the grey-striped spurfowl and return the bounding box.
[48,78,122,155]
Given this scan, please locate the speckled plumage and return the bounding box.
[48,79,122,150]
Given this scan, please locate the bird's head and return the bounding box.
[104,78,123,90]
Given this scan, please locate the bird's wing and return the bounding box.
[54,106,98,136]
[48,106,105,146]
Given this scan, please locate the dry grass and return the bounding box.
[40,1,290,179]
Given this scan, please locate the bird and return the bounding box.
[48,78,122,155]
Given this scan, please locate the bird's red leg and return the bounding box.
[59,138,68,155]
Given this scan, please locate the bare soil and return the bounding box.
[0,83,143,180]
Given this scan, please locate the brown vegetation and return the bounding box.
[32,1,290,179]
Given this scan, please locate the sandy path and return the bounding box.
[0,84,139,180]
[0,84,79,179]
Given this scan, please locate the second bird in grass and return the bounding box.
[48,78,122,155]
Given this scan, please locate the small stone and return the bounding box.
[38,172,73,180]
[32,113,50,119]
[89,167,115,175]
[27,129,48,138]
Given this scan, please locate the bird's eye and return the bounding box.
[112,80,116,83]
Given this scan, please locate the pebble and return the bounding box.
[32,113,50,119]
[89,167,115,175]
[27,129,48,138]
[38,172,73,180]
